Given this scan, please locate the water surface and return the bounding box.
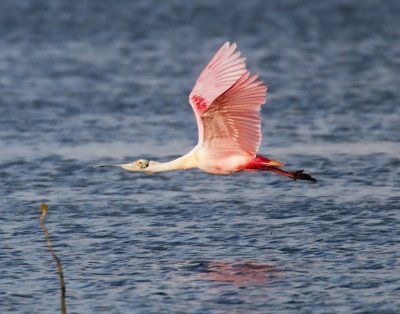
[1,1,399,313]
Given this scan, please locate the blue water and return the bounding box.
[1,0,400,313]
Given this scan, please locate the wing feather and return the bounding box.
[188,42,267,170]
[189,42,246,110]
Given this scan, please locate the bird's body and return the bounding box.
[98,42,316,182]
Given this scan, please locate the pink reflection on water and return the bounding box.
[201,261,278,285]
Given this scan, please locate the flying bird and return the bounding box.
[97,42,316,182]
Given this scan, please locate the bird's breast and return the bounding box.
[195,149,251,174]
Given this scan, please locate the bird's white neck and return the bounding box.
[145,150,198,173]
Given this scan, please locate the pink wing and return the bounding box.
[189,42,267,163]
[189,42,247,141]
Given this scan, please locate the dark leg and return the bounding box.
[263,166,317,182]
[289,169,317,182]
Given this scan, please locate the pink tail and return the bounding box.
[246,155,284,169]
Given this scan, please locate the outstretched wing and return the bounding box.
[189,42,267,163]
[189,42,247,141]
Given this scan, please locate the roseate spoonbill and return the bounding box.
[97,42,316,182]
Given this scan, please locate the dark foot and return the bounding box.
[290,169,317,182]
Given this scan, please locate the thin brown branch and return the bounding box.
[40,203,67,314]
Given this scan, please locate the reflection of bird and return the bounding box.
[202,261,276,285]
[97,42,316,182]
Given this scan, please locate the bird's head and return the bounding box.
[119,159,151,172]
[135,159,150,169]
[95,159,160,173]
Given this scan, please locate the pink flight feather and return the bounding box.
[189,42,267,170]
